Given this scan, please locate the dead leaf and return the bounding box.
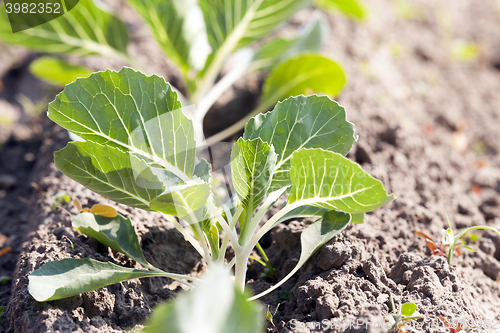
[0,247,10,257]
[90,204,118,218]
[72,198,82,212]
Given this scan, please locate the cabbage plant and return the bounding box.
[28,68,394,308]
[0,0,351,144]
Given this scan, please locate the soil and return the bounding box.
[1,0,500,332]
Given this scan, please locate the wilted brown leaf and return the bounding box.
[0,247,10,257]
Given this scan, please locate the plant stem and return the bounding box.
[205,98,273,144]
[194,222,213,268]
[243,201,300,257]
[196,49,253,120]
[205,66,326,144]
[142,266,199,288]
[255,242,277,279]
[447,246,454,265]
[207,201,242,255]
[234,252,250,292]
[217,205,244,263]
[227,257,236,270]
[162,214,205,257]
[217,237,230,264]
[235,203,301,296]
[191,1,262,104]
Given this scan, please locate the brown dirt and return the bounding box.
[1,0,500,332]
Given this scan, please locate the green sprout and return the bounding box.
[250,242,278,280]
[266,304,280,327]
[0,306,5,326]
[0,0,352,146]
[387,296,422,333]
[0,277,12,284]
[416,216,500,264]
[51,192,71,212]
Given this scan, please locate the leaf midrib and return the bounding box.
[61,152,151,206]
[18,16,122,57]
[50,105,191,183]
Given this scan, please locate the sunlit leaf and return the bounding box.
[315,0,368,21]
[287,148,394,213]
[143,265,264,333]
[72,212,150,267]
[231,138,277,230]
[28,258,168,302]
[260,54,346,111]
[244,95,356,192]
[0,0,129,57]
[29,57,92,86]
[149,181,212,224]
[252,13,326,70]
[55,141,163,211]
[89,204,117,218]
[127,0,211,73]
[400,302,417,317]
[49,68,203,212]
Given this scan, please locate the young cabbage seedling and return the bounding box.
[0,0,349,145]
[387,296,422,333]
[416,216,500,264]
[27,68,394,304]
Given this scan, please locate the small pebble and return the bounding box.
[24,153,35,162]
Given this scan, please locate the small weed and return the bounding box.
[415,230,462,258]
[387,296,422,333]
[278,287,296,302]
[451,40,480,62]
[52,192,71,212]
[250,242,278,281]
[265,304,280,327]
[0,277,12,284]
[416,216,500,264]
